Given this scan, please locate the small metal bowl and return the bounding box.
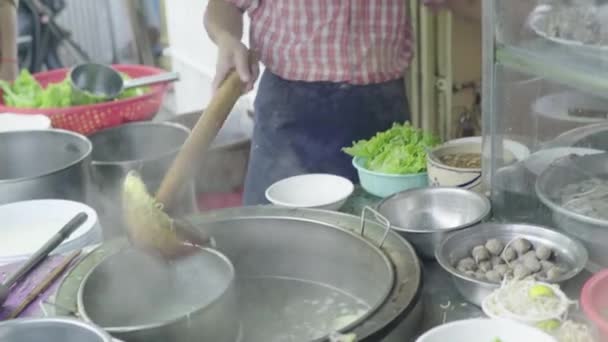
[376,187,491,259]
[435,223,588,307]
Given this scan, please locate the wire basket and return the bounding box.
[0,64,170,135]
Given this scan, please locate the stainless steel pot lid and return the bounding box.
[53,207,422,341]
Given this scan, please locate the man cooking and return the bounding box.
[204,0,480,205]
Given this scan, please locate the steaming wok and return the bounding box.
[64,207,422,342]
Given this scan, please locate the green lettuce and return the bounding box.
[343,122,440,174]
[0,69,150,109]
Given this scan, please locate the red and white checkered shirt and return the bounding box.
[226,0,446,85]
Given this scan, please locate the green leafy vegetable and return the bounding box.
[343,122,440,174]
[0,69,150,109]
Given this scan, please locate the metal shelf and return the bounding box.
[496,39,608,98]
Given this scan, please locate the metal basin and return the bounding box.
[166,109,252,193]
[0,129,92,205]
[0,317,113,342]
[536,152,608,271]
[88,122,195,238]
[78,248,237,342]
[376,187,491,259]
[56,207,422,342]
[435,223,588,306]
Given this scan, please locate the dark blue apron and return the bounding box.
[243,71,409,205]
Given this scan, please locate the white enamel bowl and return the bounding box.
[266,174,354,211]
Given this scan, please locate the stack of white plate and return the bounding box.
[0,114,51,132]
[0,200,102,265]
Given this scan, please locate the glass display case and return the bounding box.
[482,0,608,272]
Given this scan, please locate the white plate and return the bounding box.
[0,114,51,132]
[416,318,556,342]
[0,200,99,260]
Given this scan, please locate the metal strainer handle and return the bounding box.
[359,206,392,248]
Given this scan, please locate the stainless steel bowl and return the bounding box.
[435,223,588,306]
[88,122,196,238]
[78,247,237,342]
[536,152,608,271]
[0,129,92,205]
[0,317,113,342]
[376,187,491,259]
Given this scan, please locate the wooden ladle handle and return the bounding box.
[156,70,245,208]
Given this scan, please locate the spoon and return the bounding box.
[0,212,88,307]
[69,63,179,101]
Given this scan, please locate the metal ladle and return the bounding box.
[0,212,88,307]
[69,63,179,101]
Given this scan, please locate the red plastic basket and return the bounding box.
[0,64,169,135]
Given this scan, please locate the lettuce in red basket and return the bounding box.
[0,69,43,108]
[0,69,150,108]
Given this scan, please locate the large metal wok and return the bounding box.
[53,207,423,342]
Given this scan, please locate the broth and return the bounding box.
[439,153,482,169]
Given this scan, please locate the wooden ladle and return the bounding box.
[122,70,245,258]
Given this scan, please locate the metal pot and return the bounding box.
[78,247,237,342]
[0,129,92,205]
[166,108,252,193]
[376,187,491,259]
[56,207,423,342]
[88,122,196,239]
[0,317,113,342]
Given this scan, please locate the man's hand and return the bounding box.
[212,34,259,93]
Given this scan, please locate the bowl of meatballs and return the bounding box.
[435,222,588,307]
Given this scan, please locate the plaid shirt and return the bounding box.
[227,0,446,84]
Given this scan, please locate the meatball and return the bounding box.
[535,245,553,261]
[522,255,541,273]
[501,246,517,262]
[540,260,555,272]
[491,256,504,267]
[494,264,509,277]
[472,245,490,262]
[520,250,537,261]
[513,263,532,279]
[479,260,492,272]
[512,238,532,255]
[485,270,502,283]
[457,257,476,272]
[485,239,504,256]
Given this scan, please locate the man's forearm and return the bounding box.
[204,0,244,44]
